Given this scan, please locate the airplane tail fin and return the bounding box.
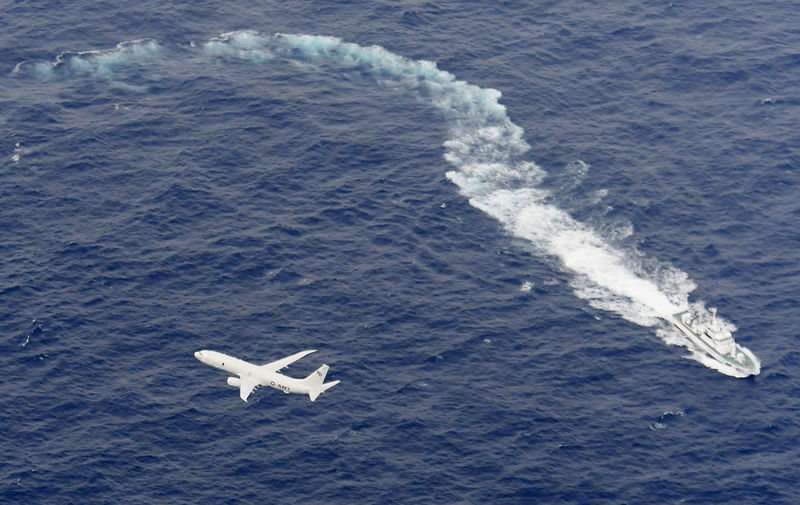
[303,364,339,402]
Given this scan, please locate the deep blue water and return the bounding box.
[2,1,799,504]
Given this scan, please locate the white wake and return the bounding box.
[22,31,760,376]
[203,31,690,325]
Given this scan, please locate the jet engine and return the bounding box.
[226,377,241,388]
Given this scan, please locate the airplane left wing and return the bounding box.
[260,349,316,373]
[239,376,258,402]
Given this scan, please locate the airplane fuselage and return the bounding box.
[195,350,312,397]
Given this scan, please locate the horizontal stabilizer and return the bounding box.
[321,380,340,392]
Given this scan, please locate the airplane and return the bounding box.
[194,349,340,402]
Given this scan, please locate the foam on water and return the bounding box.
[29,39,162,79]
[22,31,760,375]
[206,33,690,323]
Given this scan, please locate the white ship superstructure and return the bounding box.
[670,307,759,377]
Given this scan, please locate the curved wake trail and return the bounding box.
[203,32,685,325]
[20,31,759,376]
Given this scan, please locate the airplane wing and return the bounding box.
[239,376,258,402]
[260,349,316,373]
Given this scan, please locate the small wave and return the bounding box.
[11,142,22,163]
[649,410,685,430]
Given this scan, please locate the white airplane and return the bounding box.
[194,349,339,402]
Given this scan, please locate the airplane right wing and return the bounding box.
[260,349,316,373]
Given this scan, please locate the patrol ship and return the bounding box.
[671,308,760,377]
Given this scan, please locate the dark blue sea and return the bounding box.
[2,1,799,503]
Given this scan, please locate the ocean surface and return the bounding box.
[2,1,799,503]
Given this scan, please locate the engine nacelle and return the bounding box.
[227,376,241,388]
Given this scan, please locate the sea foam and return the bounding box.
[204,32,688,323]
[24,31,753,374]
[30,39,162,80]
